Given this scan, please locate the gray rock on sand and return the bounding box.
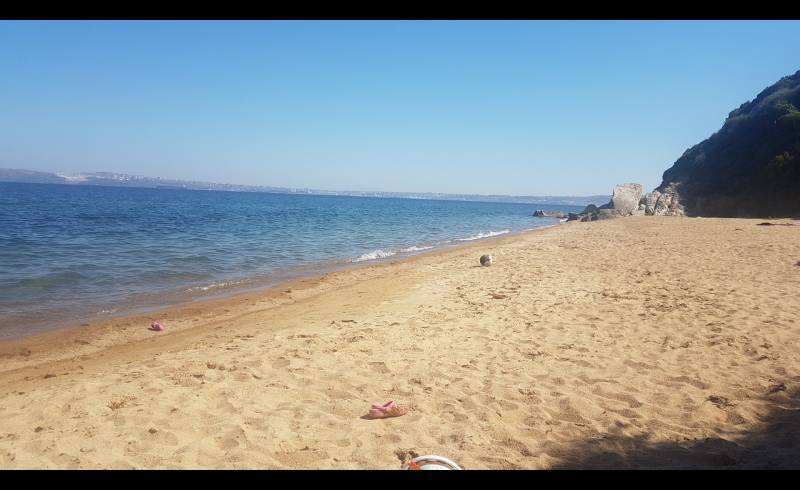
[480,254,493,267]
[642,185,684,216]
[572,182,658,222]
[611,183,644,216]
[643,190,660,215]
[582,204,599,214]
[586,183,645,219]
[532,210,567,218]
[595,209,620,220]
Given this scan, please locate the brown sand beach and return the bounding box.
[0,216,799,469]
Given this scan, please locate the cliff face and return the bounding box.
[658,69,800,217]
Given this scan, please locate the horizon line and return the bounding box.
[0,167,612,202]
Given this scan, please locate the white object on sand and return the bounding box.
[403,455,463,470]
[480,254,493,266]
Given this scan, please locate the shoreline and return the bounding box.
[2,216,798,469]
[0,222,561,380]
[0,218,562,344]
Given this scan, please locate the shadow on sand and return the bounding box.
[549,388,800,469]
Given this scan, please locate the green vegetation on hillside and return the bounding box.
[659,70,800,217]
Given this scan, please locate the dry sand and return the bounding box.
[1,216,799,469]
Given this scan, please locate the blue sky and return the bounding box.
[1,20,799,196]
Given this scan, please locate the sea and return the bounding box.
[0,182,585,340]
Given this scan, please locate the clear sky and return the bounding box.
[1,20,799,196]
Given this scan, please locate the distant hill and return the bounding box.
[0,168,608,207]
[0,168,66,184]
[657,69,800,217]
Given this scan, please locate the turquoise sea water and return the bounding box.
[0,182,584,339]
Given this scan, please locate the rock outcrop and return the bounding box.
[653,69,800,218]
[584,184,644,219]
[532,210,567,218]
[568,183,646,222]
[610,183,643,215]
[563,179,687,222]
[641,184,685,216]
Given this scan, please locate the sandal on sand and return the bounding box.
[366,401,408,419]
[371,401,395,410]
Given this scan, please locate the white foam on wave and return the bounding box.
[400,245,435,253]
[352,244,437,262]
[185,279,247,293]
[456,229,510,241]
[351,249,397,263]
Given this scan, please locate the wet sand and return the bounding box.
[1,216,799,469]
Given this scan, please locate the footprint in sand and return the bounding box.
[543,398,591,426]
[216,398,237,412]
[668,376,711,390]
[146,428,179,446]
[325,388,354,400]
[501,437,534,457]
[706,395,734,409]
[214,435,240,451]
[272,448,330,466]
[593,387,643,409]
[368,361,391,374]
[272,358,290,369]
[497,399,519,411]
[724,411,747,425]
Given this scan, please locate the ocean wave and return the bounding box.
[351,249,397,263]
[456,229,510,241]
[400,245,435,252]
[184,279,248,293]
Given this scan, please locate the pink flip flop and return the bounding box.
[366,401,408,419]
[371,400,397,411]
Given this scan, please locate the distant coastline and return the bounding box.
[0,168,608,207]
